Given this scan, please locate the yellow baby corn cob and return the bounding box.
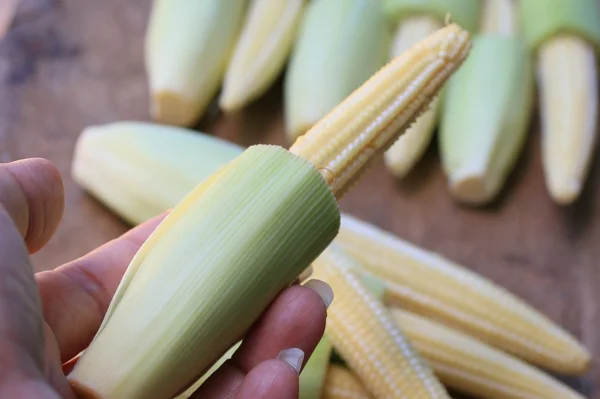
[335,213,590,375]
[220,0,305,112]
[381,0,482,178]
[519,0,600,205]
[384,17,443,178]
[68,25,472,399]
[439,0,534,205]
[312,243,450,399]
[284,0,390,142]
[323,365,373,399]
[392,308,586,399]
[145,0,247,126]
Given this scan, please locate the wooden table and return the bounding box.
[1,1,599,397]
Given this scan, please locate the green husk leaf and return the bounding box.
[439,35,534,205]
[299,336,334,399]
[518,0,600,52]
[383,0,483,32]
[68,145,340,399]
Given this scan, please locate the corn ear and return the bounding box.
[67,146,340,399]
[299,336,334,399]
[384,16,442,178]
[323,365,373,399]
[438,0,534,205]
[392,309,586,399]
[335,214,591,375]
[518,0,600,204]
[145,0,247,127]
[284,0,390,142]
[71,121,243,226]
[312,243,451,399]
[536,36,598,204]
[382,0,483,33]
[220,0,305,112]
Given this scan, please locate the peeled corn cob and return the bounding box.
[68,24,472,399]
[323,365,373,399]
[335,213,590,375]
[391,308,586,399]
[220,0,305,112]
[145,0,247,127]
[382,0,483,178]
[439,0,534,205]
[284,0,390,142]
[519,0,600,205]
[312,243,450,399]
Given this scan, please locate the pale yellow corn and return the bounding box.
[312,243,450,399]
[220,0,305,112]
[538,36,598,204]
[290,24,472,197]
[384,16,442,178]
[392,309,586,399]
[323,365,374,399]
[336,214,590,375]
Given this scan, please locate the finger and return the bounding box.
[234,358,301,399]
[0,158,64,253]
[35,212,167,362]
[191,282,331,398]
[233,281,331,371]
[0,207,47,388]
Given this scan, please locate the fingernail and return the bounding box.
[304,279,334,309]
[298,266,313,281]
[277,348,304,374]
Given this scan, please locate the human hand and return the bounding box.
[0,158,332,399]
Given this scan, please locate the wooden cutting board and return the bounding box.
[1,0,598,397]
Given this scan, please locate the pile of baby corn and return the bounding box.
[145,0,600,206]
[65,0,594,398]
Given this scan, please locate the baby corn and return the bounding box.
[439,0,534,205]
[519,0,600,204]
[336,214,590,375]
[392,309,586,399]
[68,25,472,399]
[312,244,450,399]
[145,0,247,126]
[323,365,374,399]
[220,0,305,112]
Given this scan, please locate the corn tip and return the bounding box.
[151,90,200,127]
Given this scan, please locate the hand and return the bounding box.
[0,158,332,399]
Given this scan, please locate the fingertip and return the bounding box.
[3,158,65,253]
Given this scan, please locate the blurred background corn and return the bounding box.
[220,0,305,112]
[300,336,334,399]
[336,213,590,375]
[392,308,586,399]
[381,0,482,178]
[284,0,390,143]
[438,0,534,205]
[145,0,247,127]
[312,244,451,399]
[519,0,600,205]
[323,365,374,399]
